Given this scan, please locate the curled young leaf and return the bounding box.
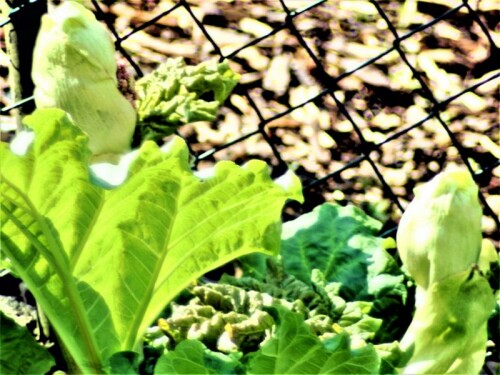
[135,58,240,141]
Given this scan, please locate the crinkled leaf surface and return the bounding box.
[0,312,55,375]
[154,340,245,375]
[0,109,302,373]
[136,58,240,141]
[280,203,410,341]
[238,204,401,297]
[336,301,382,341]
[246,307,380,374]
[281,203,392,295]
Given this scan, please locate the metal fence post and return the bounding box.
[3,0,47,129]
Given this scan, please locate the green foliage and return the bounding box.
[281,204,410,341]
[236,203,410,342]
[136,58,240,142]
[245,307,380,374]
[152,307,380,375]
[144,267,388,372]
[281,203,400,298]
[0,312,55,374]
[154,340,245,374]
[0,109,301,373]
[1,98,495,375]
[106,352,140,375]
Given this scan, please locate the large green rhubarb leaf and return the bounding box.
[0,108,302,373]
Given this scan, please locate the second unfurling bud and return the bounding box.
[397,169,496,374]
[396,169,482,289]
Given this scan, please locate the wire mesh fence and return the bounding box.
[0,0,499,242]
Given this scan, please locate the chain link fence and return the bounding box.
[1,0,499,242]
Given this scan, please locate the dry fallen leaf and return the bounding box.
[239,17,273,37]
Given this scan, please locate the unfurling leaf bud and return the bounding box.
[396,169,482,289]
[32,1,136,160]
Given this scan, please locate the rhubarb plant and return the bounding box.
[0,109,302,373]
[4,2,300,372]
[141,203,407,374]
[396,169,497,374]
[2,1,498,374]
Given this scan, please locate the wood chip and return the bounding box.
[263,54,291,96]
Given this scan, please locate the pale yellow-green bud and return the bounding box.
[396,169,482,289]
[32,1,136,160]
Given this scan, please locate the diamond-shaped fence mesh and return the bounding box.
[1,0,499,243]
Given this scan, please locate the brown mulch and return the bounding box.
[0,0,498,239]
